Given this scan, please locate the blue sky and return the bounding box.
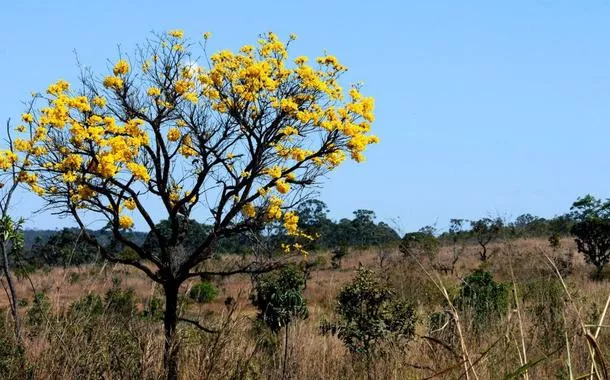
[1,1,610,232]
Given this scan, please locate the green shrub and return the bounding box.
[104,286,136,317]
[454,269,508,330]
[250,265,308,332]
[27,292,51,331]
[189,282,219,304]
[323,268,416,356]
[70,294,104,317]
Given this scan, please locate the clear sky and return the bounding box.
[1,1,610,232]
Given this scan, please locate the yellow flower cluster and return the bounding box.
[242,203,256,218]
[119,215,134,229]
[103,76,123,90]
[167,127,181,142]
[113,59,130,76]
[168,29,184,39]
[124,198,137,210]
[283,211,299,235]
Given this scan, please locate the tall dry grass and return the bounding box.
[0,237,608,379]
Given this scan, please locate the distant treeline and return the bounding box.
[19,201,574,268]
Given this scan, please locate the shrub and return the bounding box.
[104,286,136,317]
[26,292,51,331]
[250,266,308,333]
[323,268,416,358]
[70,294,104,317]
[454,269,508,330]
[189,282,219,304]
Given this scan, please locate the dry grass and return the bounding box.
[0,237,609,379]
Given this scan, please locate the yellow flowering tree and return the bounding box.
[12,30,377,379]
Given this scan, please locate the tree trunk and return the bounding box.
[163,282,180,380]
[1,241,22,346]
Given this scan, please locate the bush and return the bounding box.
[250,266,308,332]
[189,282,219,304]
[27,292,51,331]
[454,269,508,330]
[70,294,104,317]
[104,286,136,317]
[323,268,416,357]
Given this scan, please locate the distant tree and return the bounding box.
[351,209,377,248]
[296,199,331,250]
[470,218,503,261]
[29,228,100,266]
[569,195,610,279]
[446,218,467,274]
[399,226,439,261]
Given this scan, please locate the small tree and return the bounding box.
[11,30,378,379]
[323,267,416,378]
[470,217,503,261]
[570,195,610,279]
[250,265,308,378]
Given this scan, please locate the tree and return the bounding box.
[570,195,610,279]
[399,226,439,261]
[11,30,377,378]
[470,218,503,261]
[28,228,100,266]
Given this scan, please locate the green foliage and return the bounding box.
[548,233,561,250]
[70,294,104,317]
[28,228,100,267]
[250,265,308,332]
[323,268,416,357]
[399,226,439,260]
[570,194,610,279]
[26,292,51,331]
[189,282,219,304]
[104,286,136,317]
[523,276,565,349]
[141,296,164,320]
[454,269,508,329]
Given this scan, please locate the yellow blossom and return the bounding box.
[127,162,150,182]
[21,113,34,123]
[103,76,123,90]
[124,198,137,210]
[275,180,290,194]
[168,29,184,39]
[113,59,130,76]
[118,215,134,229]
[163,128,180,143]
[242,203,256,218]
[147,87,161,97]
[92,96,107,107]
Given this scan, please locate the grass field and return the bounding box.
[1,237,609,379]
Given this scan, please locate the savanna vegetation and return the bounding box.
[0,30,609,380]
